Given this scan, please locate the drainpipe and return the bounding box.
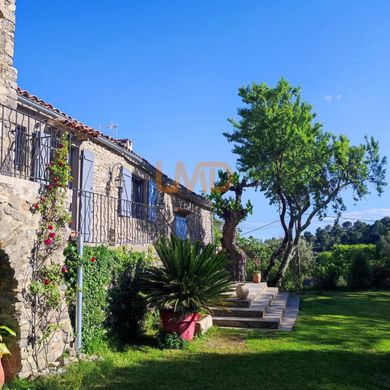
[75,234,84,352]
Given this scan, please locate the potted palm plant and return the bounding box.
[0,325,15,388]
[142,235,231,340]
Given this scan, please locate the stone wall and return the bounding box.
[0,0,17,109]
[0,174,73,377]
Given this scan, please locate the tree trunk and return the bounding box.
[262,240,287,282]
[221,217,247,282]
[270,243,295,287]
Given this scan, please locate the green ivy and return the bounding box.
[64,244,153,351]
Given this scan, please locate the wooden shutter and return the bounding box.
[32,129,51,183]
[119,168,132,217]
[15,125,27,172]
[148,180,157,222]
[80,150,95,242]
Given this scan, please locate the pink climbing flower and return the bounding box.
[44,278,50,286]
[49,232,56,239]
[48,225,54,230]
[44,238,53,246]
[61,265,68,273]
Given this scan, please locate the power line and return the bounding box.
[241,220,279,236]
[241,214,383,236]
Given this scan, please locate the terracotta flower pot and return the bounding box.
[253,271,262,283]
[2,354,16,383]
[0,357,5,389]
[160,311,200,341]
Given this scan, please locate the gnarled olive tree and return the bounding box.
[208,171,257,281]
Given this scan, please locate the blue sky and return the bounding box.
[15,0,390,239]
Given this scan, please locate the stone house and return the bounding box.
[0,0,213,377]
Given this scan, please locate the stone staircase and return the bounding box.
[211,283,299,330]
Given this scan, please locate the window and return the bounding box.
[175,214,187,240]
[132,176,145,219]
[14,125,27,171]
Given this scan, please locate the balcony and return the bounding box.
[77,190,171,245]
[0,103,72,183]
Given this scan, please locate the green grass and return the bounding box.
[8,291,390,390]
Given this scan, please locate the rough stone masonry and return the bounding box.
[0,0,73,377]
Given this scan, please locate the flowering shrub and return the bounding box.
[27,133,72,368]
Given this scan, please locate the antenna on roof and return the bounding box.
[107,121,118,139]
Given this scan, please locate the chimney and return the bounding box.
[0,0,17,109]
[117,138,133,152]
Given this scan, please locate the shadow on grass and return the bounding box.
[18,291,390,390]
[37,349,390,390]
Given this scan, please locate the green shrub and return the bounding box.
[157,331,189,349]
[349,252,371,289]
[313,244,377,290]
[371,263,390,289]
[108,252,151,344]
[64,243,153,351]
[314,251,339,290]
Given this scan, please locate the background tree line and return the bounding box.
[304,217,390,252]
[213,216,390,291]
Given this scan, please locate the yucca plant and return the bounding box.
[142,235,232,317]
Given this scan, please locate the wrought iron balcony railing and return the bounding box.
[0,103,72,183]
[77,190,172,245]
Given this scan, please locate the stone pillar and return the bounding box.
[0,0,17,109]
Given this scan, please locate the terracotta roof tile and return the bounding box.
[17,87,115,141]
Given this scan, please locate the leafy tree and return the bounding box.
[288,238,315,291]
[224,78,387,286]
[207,170,257,281]
[378,230,390,261]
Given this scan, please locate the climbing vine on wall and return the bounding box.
[27,133,72,369]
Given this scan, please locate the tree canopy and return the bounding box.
[224,78,387,286]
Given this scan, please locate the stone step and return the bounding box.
[278,295,300,331]
[265,292,289,325]
[213,290,289,330]
[213,316,280,329]
[211,306,265,318]
[222,297,253,308]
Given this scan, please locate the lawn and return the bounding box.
[8,291,390,390]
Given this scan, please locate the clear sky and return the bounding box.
[15,0,390,239]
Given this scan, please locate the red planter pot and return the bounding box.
[0,358,5,389]
[160,311,200,341]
